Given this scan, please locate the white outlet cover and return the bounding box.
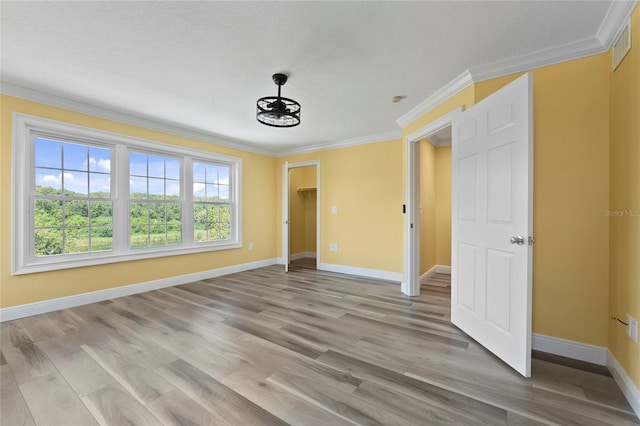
[331,206,338,214]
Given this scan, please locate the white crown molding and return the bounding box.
[276,130,402,157]
[471,0,638,82]
[597,0,638,49]
[396,70,473,128]
[0,258,278,322]
[607,350,640,419]
[0,82,275,157]
[471,36,607,82]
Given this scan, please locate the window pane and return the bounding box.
[149,225,166,246]
[193,182,206,201]
[166,179,180,199]
[35,228,63,256]
[206,165,218,183]
[208,204,220,223]
[148,156,165,178]
[65,201,89,227]
[193,163,206,182]
[149,203,165,224]
[35,200,62,226]
[64,143,88,171]
[210,222,221,240]
[194,203,207,224]
[90,202,112,226]
[89,147,111,172]
[130,226,148,247]
[148,178,164,199]
[165,158,180,180]
[194,222,206,242]
[220,205,231,222]
[65,228,89,254]
[206,184,218,201]
[130,152,147,176]
[217,166,230,184]
[89,173,110,196]
[35,138,62,169]
[167,204,181,224]
[219,185,230,201]
[91,228,112,251]
[130,202,149,225]
[220,222,231,240]
[167,224,181,245]
[35,168,62,194]
[130,176,147,198]
[63,171,88,196]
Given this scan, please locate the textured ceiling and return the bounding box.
[0,1,622,154]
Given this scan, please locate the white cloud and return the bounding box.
[87,157,111,172]
[39,172,73,185]
[215,177,229,185]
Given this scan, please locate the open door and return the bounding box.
[282,161,289,272]
[451,73,533,377]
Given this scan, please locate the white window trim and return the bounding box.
[12,113,242,275]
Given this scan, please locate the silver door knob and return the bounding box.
[510,235,525,245]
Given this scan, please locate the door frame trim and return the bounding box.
[283,160,321,270]
[403,108,461,296]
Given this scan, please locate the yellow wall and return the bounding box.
[419,140,437,274]
[435,146,451,266]
[277,139,404,273]
[288,167,307,256]
[0,95,277,308]
[609,4,640,389]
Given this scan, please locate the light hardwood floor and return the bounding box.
[1,259,638,425]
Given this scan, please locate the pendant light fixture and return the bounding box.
[256,73,301,128]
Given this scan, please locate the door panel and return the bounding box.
[451,72,533,377]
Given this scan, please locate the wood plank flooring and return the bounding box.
[1,259,637,425]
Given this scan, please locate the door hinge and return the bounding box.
[528,236,535,245]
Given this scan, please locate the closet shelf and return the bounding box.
[297,187,317,193]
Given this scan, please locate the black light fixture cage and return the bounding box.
[256,73,301,128]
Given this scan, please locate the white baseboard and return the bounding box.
[319,262,402,282]
[607,351,640,419]
[0,258,278,322]
[420,264,451,283]
[290,252,317,261]
[532,333,608,366]
[436,265,451,274]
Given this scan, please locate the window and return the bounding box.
[34,138,113,256]
[129,152,182,248]
[193,162,231,242]
[13,113,242,275]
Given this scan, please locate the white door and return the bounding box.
[451,73,533,377]
[282,162,289,273]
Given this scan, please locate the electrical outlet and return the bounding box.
[248,242,254,250]
[331,206,338,214]
[329,243,338,252]
[628,315,638,343]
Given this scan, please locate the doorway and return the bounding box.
[403,109,459,296]
[282,161,320,272]
[418,128,452,288]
